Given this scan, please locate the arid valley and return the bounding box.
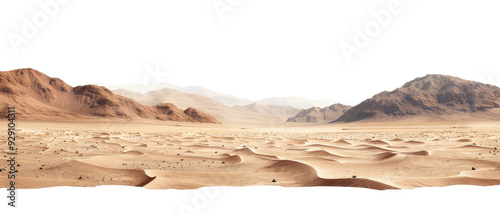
[2,119,500,190]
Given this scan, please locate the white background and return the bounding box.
[1,0,500,214]
[3,186,500,214]
[1,0,500,105]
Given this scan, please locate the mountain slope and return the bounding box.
[287,104,351,123]
[0,68,220,124]
[335,74,500,122]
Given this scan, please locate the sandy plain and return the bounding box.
[1,119,499,190]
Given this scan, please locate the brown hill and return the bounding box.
[233,103,300,118]
[335,74,500,122]
[0,68,220,124]
[287,104,351,123]
[113,88,288,124]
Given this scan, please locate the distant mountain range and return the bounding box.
[113,88,297,124]
[2,69,500,124]
[106,84,336,109]
[0,69,220,124]
[233,103,301,118]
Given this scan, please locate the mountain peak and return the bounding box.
[335,74,500,122]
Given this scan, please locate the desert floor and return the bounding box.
[1,119,500,190]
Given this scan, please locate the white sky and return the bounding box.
[1,0,499,106]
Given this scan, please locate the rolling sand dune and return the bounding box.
[1,120,499,190]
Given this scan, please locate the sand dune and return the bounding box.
[1,120,499,190]
[15,160,155,189]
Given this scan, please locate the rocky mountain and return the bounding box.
[287,104,351,123]
[335,74,500,122]
[0,68,220,124]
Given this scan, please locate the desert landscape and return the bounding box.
[1,68,500,190]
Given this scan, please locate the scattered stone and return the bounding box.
[352,175,357,178]
[78,176,83,180]
[272,179,277,183]
[472,167,476,170]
